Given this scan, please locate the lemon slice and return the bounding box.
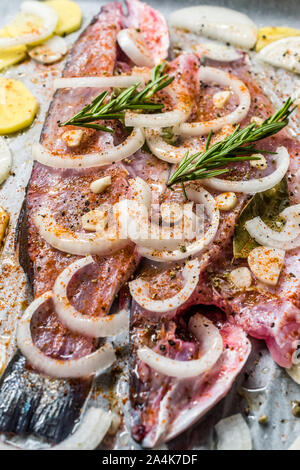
[256,26,300,52]
[0,78,38,135]
[45,0,82,36]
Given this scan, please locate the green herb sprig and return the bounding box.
[59,62,174,132]
[167,98,296,189]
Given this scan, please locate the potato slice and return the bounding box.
[0,78,38,134]
[45,0,82,36]
[256,26,300,52]
[0,29,27,71]
[3,12,50,46]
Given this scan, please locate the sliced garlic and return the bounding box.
[0,206,9,243]
[81,208,107,232]
[62,129,84,148]
[29,36,67,64]
[248,246,285,286]
[251,116,264,126]
[250,154,267,170]
[213,91,231,109]
[229,267,252,290]
[215,192,237,211]
[90,176,111,194]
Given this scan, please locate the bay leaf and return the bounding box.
[233,178,290,258]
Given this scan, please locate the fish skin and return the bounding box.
[0,351,92,442]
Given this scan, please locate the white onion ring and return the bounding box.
[53,407,112,450]
[202,146,290,194]
[138,187,220,262]
[53,75,145,90]
[125,80,192,128]
[130,259,200,313]
[32,128,145,169]
[138,313,223,378]
[145,128,189,163]
[53,257,129,337]
[17,292,116,378]
[34,211,128,256]
[117,29,154,68]
[177,66,251,137]
[0,1,58,49]
[245,215,300,251]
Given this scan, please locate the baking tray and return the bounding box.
[0,0,299,451]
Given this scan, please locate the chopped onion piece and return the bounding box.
[202,146,290,194]
[177,67,251,137]
[0,138,12,186]
[215,414,252,450]
[53,407,112,450]
[193,41,241,62]
[125,80,192,128]
[245,204,300,250]
[138,187,220,262]
[34,211,128,256]
[138,313,223,378]
[258,37,300,74]
[53,257,129,337]
[0,1,58,49]
[130,259,200,313]
[17,292,116,378]
[32,128,145,169]
[117,29,154,68]
[169,6,257,49]
[289,436,300,451]
[54,75,145,89]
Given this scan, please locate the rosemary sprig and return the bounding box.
[59,62,174,132]
[167,98,296,188]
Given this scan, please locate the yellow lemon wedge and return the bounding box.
[0,78,38,135]
[0,29,27,71]
[256,26,300,52]
[45,0,82,36]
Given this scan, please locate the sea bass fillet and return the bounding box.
[0,1,169,444]
[129,49,300,445]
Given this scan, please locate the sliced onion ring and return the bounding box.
[53,407,112,450]
[53,75,145,90]
[17,292,116,378]
[34,211,128,256]
[138,187,220,262]
[117,29,154,68]
[130,259,200,313]
[0,1,58,49]
[202,146,290,194]
[125,80,192,129]
[245,216,300,250]
[177,66,251,137]
[53,257,129,337]
[138,313,223,378]
[129,176,152,209]
[32,128,145,169]
[145,128,190,163]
